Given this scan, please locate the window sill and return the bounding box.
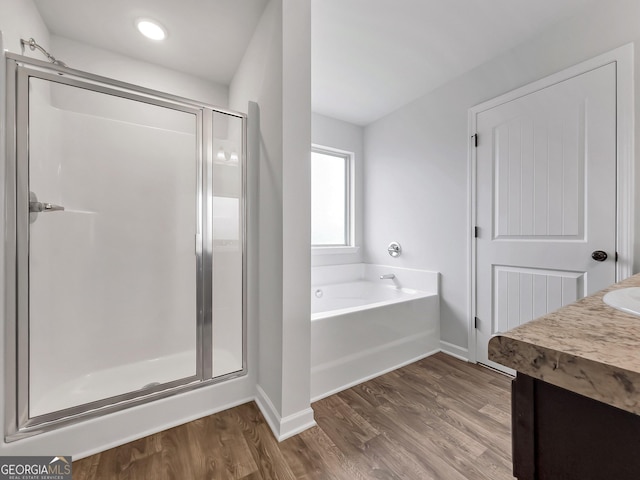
[312,246,360,256]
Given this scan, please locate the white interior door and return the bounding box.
[475,62,617,371]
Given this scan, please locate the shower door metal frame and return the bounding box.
[4,53,248,441]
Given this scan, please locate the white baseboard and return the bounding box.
[278,408,316,441]
[439,341,469,362]
[255,385,316,442]
[254,385,281,440]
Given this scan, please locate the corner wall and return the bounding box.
[229,0,314,440]
[363,0,640,357]
[0,0,50,54]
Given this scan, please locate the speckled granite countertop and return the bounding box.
[489,274,640,415]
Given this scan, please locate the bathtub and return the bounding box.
[311,264,440,401]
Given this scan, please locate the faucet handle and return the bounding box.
[388,242,402,257]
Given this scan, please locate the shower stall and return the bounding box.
[4,53,247,439]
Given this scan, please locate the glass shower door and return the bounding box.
[21,72,202,421]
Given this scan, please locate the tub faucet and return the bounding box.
[380,273,395,280]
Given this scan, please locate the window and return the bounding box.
[311,146,353,247]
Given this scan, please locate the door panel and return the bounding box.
[476,63,616,371]
[494,267,584,333]
[494,109,584,239]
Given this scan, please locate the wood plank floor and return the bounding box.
[73,353,515,479]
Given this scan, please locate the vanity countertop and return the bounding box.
[488,273,640,415]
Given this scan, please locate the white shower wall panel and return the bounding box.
[213,251,243,376]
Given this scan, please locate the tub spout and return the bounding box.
[380,273,395,280]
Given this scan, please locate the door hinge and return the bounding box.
[474,317,479,329]
[474,226,479,238]
[472,134,478,147]
[616,251,619,262]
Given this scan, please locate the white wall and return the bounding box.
[311,113,364,266]
[230,0,284,416]
[229,0,314,440]
[0,0,49,55]
[281,0,312,428]
[51,36,228,107]
[364,0,640,356]
[0,0,255,459]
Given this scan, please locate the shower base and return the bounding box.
[31,349,240,417]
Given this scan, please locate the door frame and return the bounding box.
[467,44,634,364]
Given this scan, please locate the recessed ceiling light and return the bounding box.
[136,19,167,41]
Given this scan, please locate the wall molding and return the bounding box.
[439,342,469,362]
[254,385,282,440]
[255,385,316,442]
[278,408,316,441]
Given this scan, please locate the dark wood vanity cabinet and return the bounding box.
[511,374,640,480]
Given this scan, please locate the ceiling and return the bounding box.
[34,0,270,86]
[312,0,598,125]
[34,0,598,126]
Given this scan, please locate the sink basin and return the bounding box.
[602,287,640,317]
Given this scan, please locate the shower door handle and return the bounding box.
[29,201,65,213]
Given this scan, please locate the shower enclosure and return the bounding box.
[4,54,246,439]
